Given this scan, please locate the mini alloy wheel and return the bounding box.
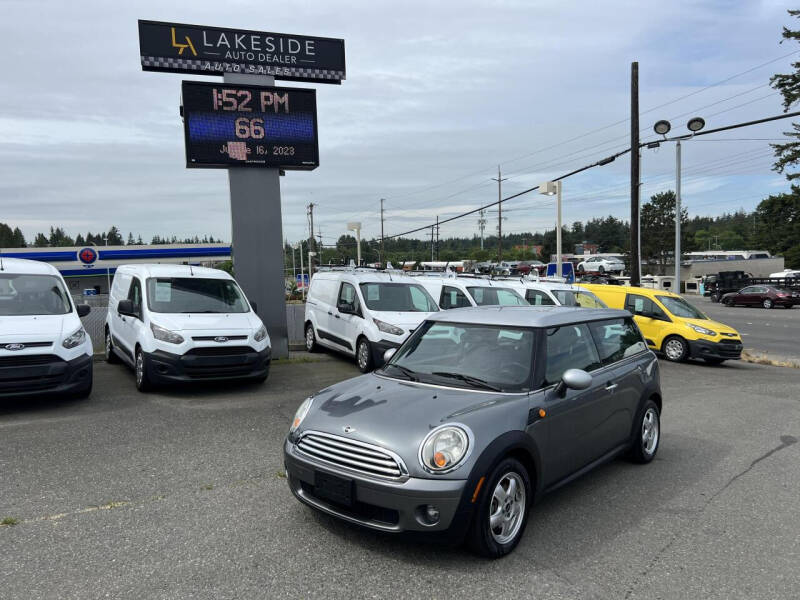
[663,336,688,362]
[641,407,660,456]
[356,338,373,373]
[489,473,526,545]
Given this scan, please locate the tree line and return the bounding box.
[0,224,221,248]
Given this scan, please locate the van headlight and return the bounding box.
[62,326,86,349]
[419,425,470,473]
[150,322,184,344]
[290,397,313,434]
[254,324,268,342]
[373,318,404,336]
[686,323,716,336]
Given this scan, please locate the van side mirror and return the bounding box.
[554,368,592,397]
[118,299,135,317]
[338,301,355,315]
[76,304,91,317]
[383,348,397,363]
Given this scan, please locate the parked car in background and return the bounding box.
[284,306,661,558]
[106,264,271,392]
[583,283,742,364]
[518,260,546,276]
[497,278,607,308]
[721,285,800,309]
[576,255,625,275]
[414,275,528,310]
[0,258,93,398]
[304,269,439,372]
[769,269,800,279]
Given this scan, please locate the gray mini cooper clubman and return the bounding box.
[284,306,662,558]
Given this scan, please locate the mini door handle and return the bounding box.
[605,382,618,391]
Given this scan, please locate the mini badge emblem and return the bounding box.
[343,426,356,434]
[213,336,228,343]
[5,343,25,351]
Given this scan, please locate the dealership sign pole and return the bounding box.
[138,20,345,358]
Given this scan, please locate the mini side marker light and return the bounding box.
[539,408,547,418]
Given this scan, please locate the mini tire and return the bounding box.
[105,329,120,364]
[305,323,318,353]
[662,336,688,362]
[762,298,774,309]
[135,348,154,393]
[630,400,661,464]
[356,337,373,373]
[467,457,532,558]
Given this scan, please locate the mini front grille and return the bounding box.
[191,335,249,342]
[297,432,406,479]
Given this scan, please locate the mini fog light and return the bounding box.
[425,505,440,522]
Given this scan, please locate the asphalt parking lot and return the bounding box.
[683,294,800,361]
[1,354,798,600]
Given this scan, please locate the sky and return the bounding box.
[0,0,797,247]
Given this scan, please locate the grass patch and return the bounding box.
[275,470,287,479]
[741,350,800,369]
[1,517,19,526]
[201,484,214,491]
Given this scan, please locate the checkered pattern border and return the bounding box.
[141,56,345,81]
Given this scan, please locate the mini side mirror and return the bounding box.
[554,368,592,396]
[383,348,397,363]
[77,304,91,317]
[117,299,135,317]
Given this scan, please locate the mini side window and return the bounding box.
[544,323,601,386]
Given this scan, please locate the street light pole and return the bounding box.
[675,139,682,291]
[556,180,563,280]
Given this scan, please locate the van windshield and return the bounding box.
[358,283,438,312]
[0,274,72,316]
[656,295,707,320]
[467,286,527,306]
[553,289,607,308]
[146,278,249,313]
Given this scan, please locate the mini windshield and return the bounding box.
[467,286,527,306]
[0,274,72,316]
[146,278,249,313]
[384,321,534,392]
[358,283,438,312]
[553,289,607,308]
[656,295,707,320]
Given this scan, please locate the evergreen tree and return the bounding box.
[127,232,135,245]
[771,10,800,180]
[33,233,49,247]
[75,233,85,246]
[641,191,689,268]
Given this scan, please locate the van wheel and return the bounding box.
[105,330,120,364]
[467,457,532,558]
[356,338,373,373]
[629,400,660,463]
[135,349,154,393]
[305,323,318,353]
[662,336,688,362]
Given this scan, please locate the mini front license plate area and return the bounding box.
[314,471,354,507]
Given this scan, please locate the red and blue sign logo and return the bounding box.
[77,247,98,265]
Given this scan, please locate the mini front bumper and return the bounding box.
[284,439,468,534]
[146,346,271,383]
[688,338,743,360]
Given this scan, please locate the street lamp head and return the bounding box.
[538,181,559,196]
[653,120,671,136]
[687,117,705,132]
[347,222,362,232]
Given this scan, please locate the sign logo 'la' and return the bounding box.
[171,27,197,56]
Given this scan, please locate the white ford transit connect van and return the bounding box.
[304,269,439,372]
[495,277,607,308]
[414,274,528,309]
[105,264,270,392]
[0,258,93,398]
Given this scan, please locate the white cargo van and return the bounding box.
[0,258,93,398]
[105,264,270,392]
[304,269,439,372]
[495,277,607,308]
[414,274,528,309]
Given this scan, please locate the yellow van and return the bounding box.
[581,284,743,364]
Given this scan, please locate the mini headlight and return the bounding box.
[254,324,268,342]
[687,323,716,336]
[150,322,184,344]
[62,326,86,349]
[373,318,404,336]
[290,397,313,434]
[419,425,470,473]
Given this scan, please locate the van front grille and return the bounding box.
[297,432,406,479]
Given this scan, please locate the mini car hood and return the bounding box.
[0,314,73,341]
[147,312,261,332]
[297,373,529,478]
[683,317,739,336]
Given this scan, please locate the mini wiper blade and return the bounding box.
[387,364,418,381]
[431,371,502,391]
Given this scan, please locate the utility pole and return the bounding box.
[430,225,435,261]
[435,215,440,260]
[380,198,385,266]
[307,203,315,274]
[478,209,486,250]
[317,227,323,267]
[630,62,641,287]
[492,165,507,262]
